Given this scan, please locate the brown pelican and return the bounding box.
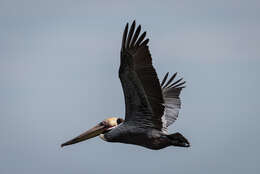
[61,21,190,150]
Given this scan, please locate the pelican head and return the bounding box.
[61,117,124,147]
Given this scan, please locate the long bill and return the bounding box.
[61,124,106,147]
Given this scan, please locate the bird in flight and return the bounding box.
[61,21,190,150]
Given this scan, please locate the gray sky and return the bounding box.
[0,0,259,174]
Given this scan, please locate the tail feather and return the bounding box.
[167,132,190,147]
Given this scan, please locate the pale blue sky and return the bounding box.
[0,0,260,174]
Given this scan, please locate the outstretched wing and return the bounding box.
[119,21,164,130]
[160,72,185,131]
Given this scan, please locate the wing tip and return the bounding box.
[122,20,150,51]
[160,72,169,86]
[162,72,186,89]
[121,23,129,51]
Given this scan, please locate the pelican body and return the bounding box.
[102,123,187,150]
[61,21,190,150]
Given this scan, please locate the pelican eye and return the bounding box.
[117,118,123,125]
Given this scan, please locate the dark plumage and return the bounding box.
[61,21,190,150]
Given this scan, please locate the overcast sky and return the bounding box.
[0,0,259,174]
